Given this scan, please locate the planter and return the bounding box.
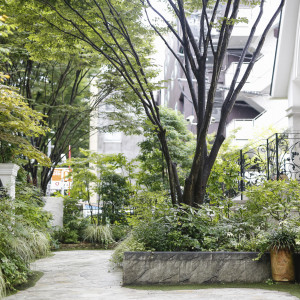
[270,248,295,282]
[123,252,272,285]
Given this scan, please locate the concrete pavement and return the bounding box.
[5,250,299,300]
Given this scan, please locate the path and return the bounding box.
[5,250,299,300]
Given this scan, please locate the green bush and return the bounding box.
[133,220,170,251]
[83,224,114,246]
[52,196,90,244]
[245,179,300,225]
[0,183,51,294]
[0,269,5,299]
[111,224,130,242]
[111,180,300,265]
[111,234,146,265]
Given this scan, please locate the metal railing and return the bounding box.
[237,132,300,199]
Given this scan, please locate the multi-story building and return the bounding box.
[271,0,300,133]
[163,1,288,145]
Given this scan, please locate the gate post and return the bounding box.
[0,163,20,199]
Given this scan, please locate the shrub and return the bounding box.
[245,179,300,225]
[0,269,5,299]
[83,224,114,246]
[111,224,130,242]
[111,235,146,266]
[132,220,170,251]
[0,183,51,294]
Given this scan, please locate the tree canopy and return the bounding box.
[2,0,286,205]
[0,76,50,165]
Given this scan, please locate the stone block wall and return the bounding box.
[123,252,272,285]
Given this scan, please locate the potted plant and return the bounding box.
[267,228,296,282]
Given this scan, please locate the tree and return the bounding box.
[68,150,133,225]
[0,76,50,165]
[137,107,195,192]
[1,1,157,193]
[0,10,114,191]
[11,0,285,206]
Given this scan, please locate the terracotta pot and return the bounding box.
[270,248,295,282]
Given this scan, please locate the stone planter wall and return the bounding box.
[123,251,272,285]
[123,252,300,285]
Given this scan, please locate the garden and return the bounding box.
[0,0,300,298]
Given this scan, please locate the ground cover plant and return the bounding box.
[0,182,51,297]
[112,179,300,264]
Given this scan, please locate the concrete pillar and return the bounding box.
[0,163,20,199]
[287,5,300,132]
[42,196,64,227]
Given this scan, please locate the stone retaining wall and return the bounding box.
[123,251,272,285]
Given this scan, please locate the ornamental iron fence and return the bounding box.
[238,132,300,199]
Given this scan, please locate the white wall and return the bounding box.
[42,197,64,228]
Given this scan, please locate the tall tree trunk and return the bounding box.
[157,130,182,205]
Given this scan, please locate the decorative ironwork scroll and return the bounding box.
[238,132,300,197]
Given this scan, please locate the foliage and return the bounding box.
[52,196,89,245]
[98,173,131,225]
[0,78,50,165]
[266,228,297,252]
[68,150,133,225]
[111,234,146,266]
[0,3,117,191]
[206,134,240,203]
[0,182,51,294]
[83,224,114,246]
[111,224,130,242]
[1,0,286,205]
[128,190,172,227]
[137,107,195,192]
[0,269,5,299]
[245,179,300,222]
[113,178,300,264]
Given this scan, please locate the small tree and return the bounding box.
[13,0,285,206]
[69,151,132,225]
[137,107,195,192]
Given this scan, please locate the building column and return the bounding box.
[0,163,20,199]
[286,6,300,132]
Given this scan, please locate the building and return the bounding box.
[163,1,288,145]
[271,0,300,133]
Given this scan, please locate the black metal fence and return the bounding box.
[238,132,300,198]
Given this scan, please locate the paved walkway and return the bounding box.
[5,250,299,300]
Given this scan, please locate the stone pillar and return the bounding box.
[0,163,20,199]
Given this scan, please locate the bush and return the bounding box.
[0,183,51,294]
[111,235,146,266]
[245,179,300,225]
[0,269,5,299]
[111,180,300,266]
[52,196,90,245]
[133,220,170,251]
[111,224,130,242]
[83,224,114,246]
